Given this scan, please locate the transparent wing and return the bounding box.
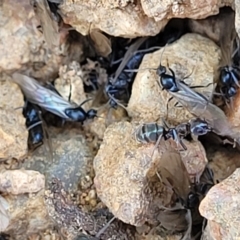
[12,73,76,119]
[169,79,235,137]
[35,0,59,48]
[111,37,148,84]
[159,150,191,202]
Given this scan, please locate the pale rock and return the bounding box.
[93,121,207,226]
[205,143,240,182]
[140,0,227,22]
[0,170,45,195]
[235,0,240,38]
[59,0,235,38]
[0,74,28,160]
[4,191,52,238]
[128,33,221,123]
[201,221,221,240]
[0,0,64,80]
[60,0,167,37]
[226,88,240,131]
[89,107,128,139]
[199,168,240,240]
[54,61,88,106]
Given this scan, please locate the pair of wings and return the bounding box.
[12,73,77,120]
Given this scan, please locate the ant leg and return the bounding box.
[179,139,187,151]
[174,101,183,108]
[230,69,240,88]
[27,121,42,131]
[171,129,187,151]
[181,210,192,240]
[95,217,116,238]
[108,93,128,112]
[166,97,174,120]
[169,68,176,79]
[37,25,43,33]
[68,82,72,102]
[149,134,163,162]
[79,98,93,107]
[182,65,196,81]
[38,110,53,161]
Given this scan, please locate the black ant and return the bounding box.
[22,99,44,150]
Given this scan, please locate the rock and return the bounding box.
[140,0,224,22]
[3,190,52,239]
[0,74,28,160]
[54,61,87,106]
[201,221,220,240]
[59,0,235,38]
[235,0,240,39]
[21,128,93,193]
[226,88,240,131]
[93,121,207,226]
[0,0,65,80]
[140,235,182,240]
[60,0,167,37]
[205,142,240,182]
[89,107,128,139]
[199,168,240,240]
[0,170,45,195]
[128,33,220,123]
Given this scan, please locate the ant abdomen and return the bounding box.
[135,123,165,144]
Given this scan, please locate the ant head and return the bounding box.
[156,65,166,76]
[87,109,98,119]
[190,119,211,136]
[220,67,232,85]
[227,86,237,98]
[186,192,199,209]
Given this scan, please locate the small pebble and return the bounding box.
[89,199,97,207]
[88,189,96,199]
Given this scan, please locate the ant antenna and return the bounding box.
[14,106,24,111]
[79,98,93,107]
[123,67,159,73]
[95,217,116,238]
[159,43,169,68]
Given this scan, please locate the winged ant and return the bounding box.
[12,73,97,123]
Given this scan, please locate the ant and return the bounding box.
[135,119,211,151]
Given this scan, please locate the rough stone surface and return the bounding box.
[60,0,167,37]
[128,33,221,123]
[89,107,128,139]
[0,74,28,160]
[21,128,93,193]
[4,190,52,239]
[235,0,240,39]
[205,142,240,182]
[93,121,207,226]
[199,168,240,240]
[0,0,64,80]
[140,0,223,22]
[0,170,45,195]
[59,0,236,38]
[54,61,87,106]
[226,88,240,131]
